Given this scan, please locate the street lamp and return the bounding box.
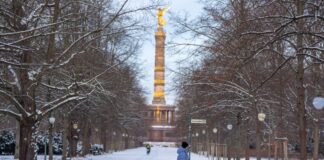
[202,129,207,156]
[112,131,116,151]
[48,117,55,160]
[70,121,78,158]
[122,133,126,149]
[227,124,232,160]
[45,117,55,160]
[256,112,266,160]
[195,132,199,153]
[312,96,324,160]
[124,133,128,149]
[212,127,218,159]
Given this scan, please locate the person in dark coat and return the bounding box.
[177,141,189,160]
[146,144,151,155]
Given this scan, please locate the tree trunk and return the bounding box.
[295,1,306,159]
[19,121,36,160]
[82,120,91,156]
[62,115,69,160]
[313,120,320,160]
[70,136,77,157]
[245,124,250,160]
[256,115,261,160]
[14,121,20,159]
[100,124,107,152]
[49,124,54,160]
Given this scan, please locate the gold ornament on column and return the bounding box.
[157,7,169,27]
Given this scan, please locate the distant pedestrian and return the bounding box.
[177,141,189,160]
[146,144,151,155]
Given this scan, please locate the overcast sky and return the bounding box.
[135,0,204,105]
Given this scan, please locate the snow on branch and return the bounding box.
[40,93,86,117]
[50,0,130,68]
[7,65,21,91]
[21,3,52,26]
[0,90,29,117]
[0,20,67,36]
[0,109,22,120]
[0,58,49,67]
[300,53,324,63]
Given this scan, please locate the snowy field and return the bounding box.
[0,147,208,160]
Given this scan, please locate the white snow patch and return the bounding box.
[8,65,21,91]
[28,68,41,81]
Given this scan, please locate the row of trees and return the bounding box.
[0,0,156,159]
[174,0,323,159]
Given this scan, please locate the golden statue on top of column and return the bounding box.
[157,7,169,27]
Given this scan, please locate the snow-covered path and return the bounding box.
[89,147,208,160]
[0,147,208,160]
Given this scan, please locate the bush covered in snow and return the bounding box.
[0,130,63,155]
[36,132,63,155]
[0,130,15,155]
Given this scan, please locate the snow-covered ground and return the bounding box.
[0,147,284,160]
[0,147,208,160]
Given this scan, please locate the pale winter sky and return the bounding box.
[135,0,204,105]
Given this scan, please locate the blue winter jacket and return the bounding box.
[177,147,188,160]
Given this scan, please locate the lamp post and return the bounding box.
[125,133,129,149]
[312,97,324,160]
[48,117,55,160]
[257,112,266,160]
[226,123,233,160]
[227,124,232,160]
[196,132,199,154]
[202,129,206,156]
[112,131,116,151]
[122,133,126,150]
[213,128,218,160]
[94,128,99,144]
[70,121,78,158]
[44,132,47,160]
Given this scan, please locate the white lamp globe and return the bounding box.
[313,97,324,110]
[73,123,78,129]
[212,128,218,133]
[195,132,199,137]
[202,129,206,135]
[227,124,233,130]
[49,117,55,125]
[258,112,266,122]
